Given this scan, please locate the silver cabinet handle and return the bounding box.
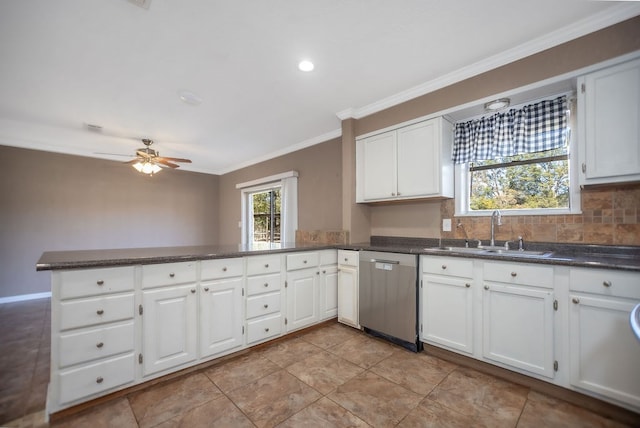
[322,270,326,274]
[370,259,400,264]
[264,327,270,332]
[603,281,611,287]
[204,287,209,292]
[96,376,104,384]
[510,272,517,277]
[441,265,447,270]
[96,309,104,315]
[169,273,175,278]
[96,342,104,348]
[344,258,348,262]
[264,304,269,308]
[96,280,104,286]
[465,283,471,288]
[264,263,269,268]
[303,260,307,264]
[484,285,489,290]
[222,267,227,272]
[263,283,269,287]
[191,289,196,294]
[572,298,580,304]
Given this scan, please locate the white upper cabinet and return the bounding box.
[578,57,640,185]
[356,117,454,202]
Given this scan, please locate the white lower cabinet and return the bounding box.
[482,282,555,378]
[337,250,359,328]
[569,268,640,409]
[199,278,244,359]
[245,254,284,345]
[421,256,474,355]
[286,267,319,332]
[141,284,198,376]
[319,250,339,320]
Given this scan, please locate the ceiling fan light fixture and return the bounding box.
[133,161,162,175]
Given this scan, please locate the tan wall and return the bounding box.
[218,138,342,245]
[346,16,640,245]
[0,145,219,298]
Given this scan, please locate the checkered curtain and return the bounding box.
[452,96,568,163]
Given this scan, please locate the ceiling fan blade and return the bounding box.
[156,159,180,168]
[94,152,134,157]
[157,156,192,163]
[123,158,141,165]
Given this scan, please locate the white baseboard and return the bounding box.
[0,292,51,304]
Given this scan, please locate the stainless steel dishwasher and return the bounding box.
[359,250,420,352]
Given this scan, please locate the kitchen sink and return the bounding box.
[424,246,553,258]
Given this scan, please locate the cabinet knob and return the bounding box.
[391,192,396,196]
[484,285,489,290]
[572,297,580,304]
[264,304,269,309]
[96,280,104,286]
[303,260,307,264]
[96,376,104,384]
[223,267,227,272]
[191,289,196,294]
[441,265,447,270]
[603,281,611,287]
[316,271,320,275]
[204,287,209,292]
[264,327,270,332]
[465,283,471,288]
[263,283,269,287]
[96,309,104,315]
[510,272,517,277]
[265,264,269,268]
[344,258,348,262]
[169,273,175,278]
[96,342,104,348]
[322,270,326,274]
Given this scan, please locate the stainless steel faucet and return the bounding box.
[490,209,502,247]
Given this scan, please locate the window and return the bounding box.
[454,95,580,216]
[237,171,298,248]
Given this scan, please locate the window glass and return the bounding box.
[250,188,281,246]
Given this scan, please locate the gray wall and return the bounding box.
[218,138,343,245]
[0,145,219,299]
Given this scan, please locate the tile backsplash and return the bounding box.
[441,183,640,246]
[296,230,350,245]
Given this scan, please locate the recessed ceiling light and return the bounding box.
[298,60,314,72]
[178,90,203,106]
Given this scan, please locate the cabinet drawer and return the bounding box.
[320,250,338,266]
[57,353,135,405]
[247,314,282,344]
[142,261,197,288]
[287,252,319,271]
[247,273,281,296]
[338,250,359,267]
[201,258,243,280]
[246,293,281,319]
[58,322,134,368]
[246,255,281,276]
[423,256,473,278]
[483,261,553,288]
[570,268,640,299]
[57,267,134,300]
[59,293,134,331]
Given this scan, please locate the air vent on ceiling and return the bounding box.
[127,0,151,10]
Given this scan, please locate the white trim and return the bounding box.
[236,170,299,189]
[0,292,51,304]
[220,129,341,175]
[338,3,640,121]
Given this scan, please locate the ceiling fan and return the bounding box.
[124,138,192,175]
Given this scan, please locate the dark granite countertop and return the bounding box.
[37,237,640,272]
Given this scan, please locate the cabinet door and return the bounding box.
[482,282,555,378]
[422,274,473,354]
[199,278,244,359]
[141,284,197,376]
[338,265,359,328]
[286,268,319,331]
[580,58,640,184]
[397,120,440,198]
[320,265,338,320]
[569,294,640,408]
[361,131,397,201]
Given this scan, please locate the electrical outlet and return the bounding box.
[442,218,452,232]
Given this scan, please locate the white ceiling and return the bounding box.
[0,1,638,175]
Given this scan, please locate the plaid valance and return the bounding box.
[452,96,568,164]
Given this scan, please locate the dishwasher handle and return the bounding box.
[369,259,400,265]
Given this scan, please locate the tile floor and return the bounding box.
[1,298,637,427]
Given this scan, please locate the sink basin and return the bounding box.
[424,246,553,258]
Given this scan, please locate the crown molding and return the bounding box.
[337,3,640,120]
